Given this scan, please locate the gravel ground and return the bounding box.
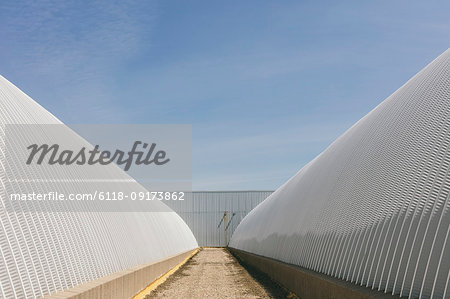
[145,248,292,298]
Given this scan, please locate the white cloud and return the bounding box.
[0,0,157,122]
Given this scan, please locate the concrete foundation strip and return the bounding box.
[133,248,200,298]
[229,248,404,299]
[41,248,198,299]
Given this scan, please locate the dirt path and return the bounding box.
[145,248,291,298]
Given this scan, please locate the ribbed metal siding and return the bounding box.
[230,49,450,299]
[0,75,198,299]
[166,191,272,247]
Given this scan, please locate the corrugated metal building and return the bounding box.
[166,191,273,247]
[230,49,450,299]
[0,75,198,299]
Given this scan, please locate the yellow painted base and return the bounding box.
[133,248,200,299]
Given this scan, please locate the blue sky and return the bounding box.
[1,0,449,190]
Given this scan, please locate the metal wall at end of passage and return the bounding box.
[166,191,273,247]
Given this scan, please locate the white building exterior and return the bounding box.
[0,75,198,299]
[167,191,272,247]
[230,49,450,298]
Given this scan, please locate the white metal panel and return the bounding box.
[0,76,198,299]
[166,191,272,247]
[230,49,450,299]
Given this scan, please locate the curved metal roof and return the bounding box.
[230,49,450,299]
[0,75,198,298]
